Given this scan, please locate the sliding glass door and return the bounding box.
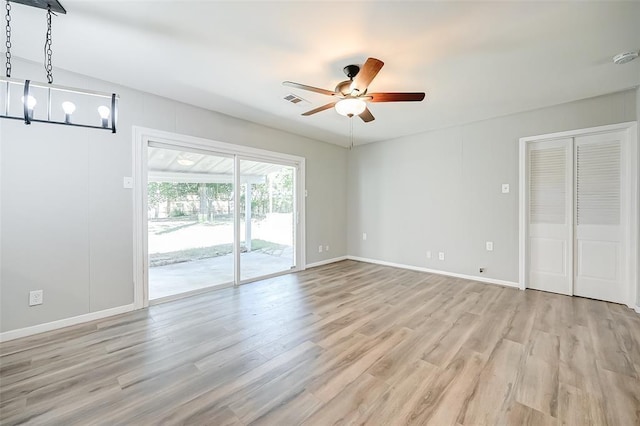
[143,137,303,302]
[147,144,235,300]
[239,159,296,281]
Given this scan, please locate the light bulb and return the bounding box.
[21,95,37,110]
[98,106,110,128]
[62,101,76,124]
[21,95,37,120]
[98,106,110,119]
[62,101,76,114]
[334,98,367,117]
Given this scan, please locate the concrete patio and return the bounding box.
[149,249,294,300]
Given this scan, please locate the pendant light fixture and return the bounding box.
[1,0,119,132]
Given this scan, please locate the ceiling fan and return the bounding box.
[283,57,425,123]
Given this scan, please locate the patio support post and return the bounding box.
[268,175,273,214]
[245,183,252,252]
[198,183,207,222]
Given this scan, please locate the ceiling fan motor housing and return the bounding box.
[343,64,360,79]
[335,80,354,96]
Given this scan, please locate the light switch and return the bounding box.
[501,183,510,194]
[486,241,494,251]
[123,177,133,189]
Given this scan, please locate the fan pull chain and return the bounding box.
[349,117,354,150]
[5,0,11,78]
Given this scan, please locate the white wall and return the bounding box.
[637,86,640,308]
[1,58,637,335]
[0,59,347,333]
[348,90,637,286]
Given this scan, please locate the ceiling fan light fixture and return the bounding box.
[335,98,366,117]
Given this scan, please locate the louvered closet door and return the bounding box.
[528,139,573,295]
[574,132,625,303]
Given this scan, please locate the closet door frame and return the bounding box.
[519,121,638,310]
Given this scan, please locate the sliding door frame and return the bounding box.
[236,154,302,285]
[518,121,638,310]
[133,127,306,308]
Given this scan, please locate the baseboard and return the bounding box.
[0,303,136,343]
[347,256,520,289]
[306,256,348,269]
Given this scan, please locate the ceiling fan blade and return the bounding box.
[352,58,384,93]
[283,81,339,97]
[302,102,337,116]
[359,107,375,123]
[368,92,426,102]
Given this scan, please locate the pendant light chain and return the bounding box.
[44,5,53,83]
[4,0,11,78]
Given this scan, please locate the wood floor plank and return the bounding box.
[367,315,449,384]
[559,324,603,398]
[302,373,389,425]
[503,293,538,345]
[514,329,560,417]
[146,341,322,425]
[557,383,606,426]
[1,260,638,425]
[425,347,488,425]
[248,390,321,426]
[596,365,640,426]
[457,338,526,425]
[422,312,479,367]
[588,315,638,378]
[309,326,411,403]
[503,402,557,426]
[515,352,559,418]
[177,405,243,426]
[400,346,488,425]
[533,292,564,336]
[359,359,441,425]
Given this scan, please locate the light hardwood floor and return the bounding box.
[1,260,639,425]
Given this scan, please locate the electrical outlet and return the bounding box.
[438,252,445,261]
[318,245,323,253]
[479,268,485,273]
[325,245,329,252]
[426,251,432,259]
[362,232,367,241]
[29,290,43,306]
[123,177,133,189]
[486,241,494,251]
[501,183,510,193]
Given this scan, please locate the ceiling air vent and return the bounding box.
[613,51,639,65]
[283,94,309,105]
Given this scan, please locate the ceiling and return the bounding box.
[6,1,640,146]
[148,145,288,183]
